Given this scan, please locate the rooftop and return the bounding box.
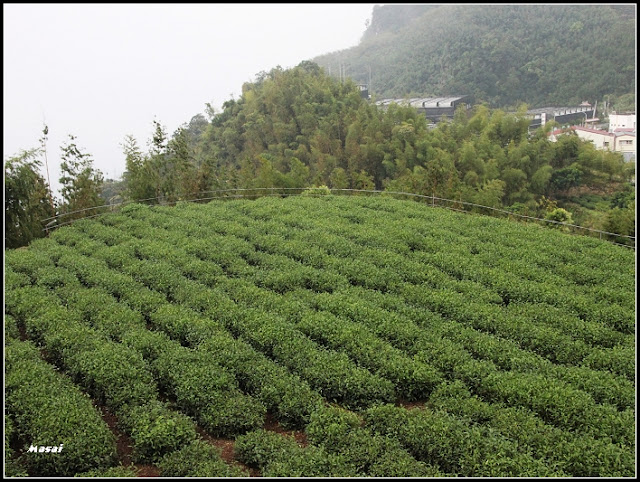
[375,96,467,108]
[548,126,614,137]
[527,105,593,116]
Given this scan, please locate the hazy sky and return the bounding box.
[4,3,375,195]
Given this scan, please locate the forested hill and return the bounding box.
[313,4,636,108]
[179,64,632,242]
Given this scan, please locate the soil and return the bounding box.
[263,412,309,447]
[17,322,28,342]
[94,403,161,477]
[195,426,259,477]
[396,398,428,410]
[134,465,162,477]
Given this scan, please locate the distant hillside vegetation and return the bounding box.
[314,4,636,108]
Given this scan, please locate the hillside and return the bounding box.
[8,58,634,253]
[5,195,636,477]
[184,64,634,242]
[313,4,636,107]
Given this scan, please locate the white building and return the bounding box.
[548,126,636,162]
[613,129,636,162]
[608,113,636,132]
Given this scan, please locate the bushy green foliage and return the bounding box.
[149,61,631,237]
[58,134,105,222]
[4,147,55,249]
[158,440,247,477]
[117,401,198,463]
[5,417,29,477]
[305,405,439,476]
[234,429,300,468]
[235,429,360,477]
[6,341,118,476]
[74,465,138,477]
[4,313,22,342]
[301,185,332,196]
[364,404,567,477]
[151,343,267,437]
[4,195,635,477]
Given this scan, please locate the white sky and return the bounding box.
[3,3,375,196]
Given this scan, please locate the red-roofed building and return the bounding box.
[548,126,635,162]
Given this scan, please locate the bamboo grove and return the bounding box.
[5,62,635,250]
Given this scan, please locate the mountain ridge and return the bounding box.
[313,4,636,108]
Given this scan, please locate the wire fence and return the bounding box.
[42,187,635,249]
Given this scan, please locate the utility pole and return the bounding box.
[40,123,56,214]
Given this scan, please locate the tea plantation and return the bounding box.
[4,195,636,477]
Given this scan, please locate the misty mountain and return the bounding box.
[313,4,636,108]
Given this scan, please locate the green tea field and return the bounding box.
[4,195,636,477]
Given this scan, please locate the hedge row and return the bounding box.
[157,440,247,477]
[427,380,635,477]
[91,207,448,404]
[305,405,445,477]
[363,404,567,477]
[234,429,360,477]
[5,285,200,464]
[86,202,629,426]
[5,340,117,476]
[7,196,631,477]
[48,237,322,429]
[151,303,324,428]
[64,220,395,410]
[6,250,255,468]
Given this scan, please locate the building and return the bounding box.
[613,129,636,162]
[608,112,636,132]
[527,102,598,130]
[356,84,370,99]
[374,96,469,121]
[548,126,636,162]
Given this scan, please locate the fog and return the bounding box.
[3,3,375,195]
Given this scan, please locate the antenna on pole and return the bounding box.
[40,113,56,215]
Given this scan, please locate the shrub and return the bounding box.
[4,313,21,342]
[6,341,118,476]
[262,449,360,477]
[306,405,435,476]
[151,344,267,437]
[234,429,299,469]
[158,440,247,477]
[300,185,331,196]
[74,465,138,477]
[235,429,360,477]
[5,417,29,477]
[117,401,198,463]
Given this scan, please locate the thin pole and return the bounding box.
[41,123,56,214]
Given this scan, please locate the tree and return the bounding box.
[122,134,157,202]
[544,207,574,232]
[529,164,553,195]
[287,157,310,188]
[474,179,505,208]
[5,148,56,248]
[329,167,349,189]
[58,135,104,221]
[549,164,582,193]
[166,126,198,201]
[147,119,175,203]
[604,201,635,243]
